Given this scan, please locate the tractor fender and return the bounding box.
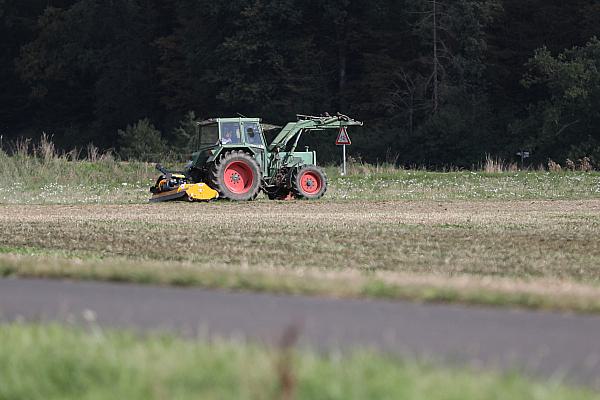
[207,146,257,163]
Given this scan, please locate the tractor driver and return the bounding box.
[247,127,260,145]
[246,123,264,145]
[222,124,241,144]
[222,130,233,144]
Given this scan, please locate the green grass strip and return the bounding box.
[0,323,597,400]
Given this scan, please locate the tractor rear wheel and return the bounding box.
[292,165,327,199]
[210,150,261,201]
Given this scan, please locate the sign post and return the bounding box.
[516,150,530,169]
[343,143,347,176]
[336,127,352,176]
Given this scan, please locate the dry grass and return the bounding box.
[2,143,600,204]
[1,200,600,312]
[0,141,156,205]
[483,155,519,173]
[3,253,600,312]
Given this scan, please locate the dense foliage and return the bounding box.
[1,0,598,167]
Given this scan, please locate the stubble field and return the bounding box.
[2,151,600,311]
[2,194,600,312]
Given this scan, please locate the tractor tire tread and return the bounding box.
[208,150,262,201]
[291,165,327,200]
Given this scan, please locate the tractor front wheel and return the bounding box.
[292,166,327,200]
[210,150,261,201]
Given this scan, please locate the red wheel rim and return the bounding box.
[224,161,254,194]
[300,171,321,194]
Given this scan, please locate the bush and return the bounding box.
[118,119,165,161]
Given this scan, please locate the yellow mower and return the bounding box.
[150,165,218,202]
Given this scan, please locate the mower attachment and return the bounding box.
[149,164,218,202]
[150,182,219,203]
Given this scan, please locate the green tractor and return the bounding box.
[150,113,362,202]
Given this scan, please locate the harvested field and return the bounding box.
[2,199,600,311]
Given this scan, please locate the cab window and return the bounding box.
[199,124,219,146]
[244,122,264,146]
[220,122,241,144]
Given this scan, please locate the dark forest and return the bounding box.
[1,0,599,167]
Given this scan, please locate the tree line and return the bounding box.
[1,0,599,167]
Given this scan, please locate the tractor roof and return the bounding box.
[196,117,281,131]
[197,117,261,126]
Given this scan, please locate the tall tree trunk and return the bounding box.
[409,103,414,135]
[336,11,348,113]
[432,0,439,114]
[338,44,347,112]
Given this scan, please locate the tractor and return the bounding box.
[150,113,363,202]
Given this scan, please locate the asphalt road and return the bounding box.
[1,278,600,387]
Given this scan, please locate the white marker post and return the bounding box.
[336,127,352,176]
[342,144,347,176]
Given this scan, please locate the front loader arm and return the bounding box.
[267,113,362,152]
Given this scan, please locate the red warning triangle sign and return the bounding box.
[336,127,352,145]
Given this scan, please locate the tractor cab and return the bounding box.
[198,118,266,149]
[191,117,268,180]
